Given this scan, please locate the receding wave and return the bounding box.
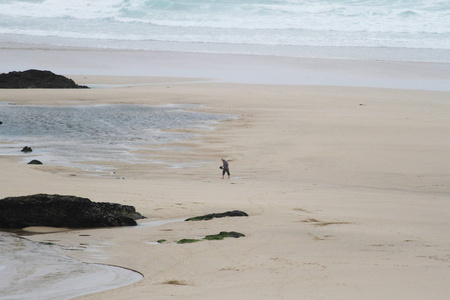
[0,0,449,56]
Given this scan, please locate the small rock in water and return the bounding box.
[21,146,33,153]
[28,160,42,165]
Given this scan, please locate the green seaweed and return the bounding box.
[176,231,245,244]
[177,239,201,244]
[185,216,214,221]
[203,231,245,240]
[185,210,248,221]
[157,239,167,244]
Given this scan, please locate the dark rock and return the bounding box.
[185,210,248,221]
[0,121,2,125]
[28,160,42,165]
[0,194,145,228]
[0,69,89,89]
[21,146,33,153]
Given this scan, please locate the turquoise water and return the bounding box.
[0,0,449,62]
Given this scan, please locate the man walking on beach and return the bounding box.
[221,158,230,179]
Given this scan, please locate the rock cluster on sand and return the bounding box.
[0,194,145,228]
[0,69,89,89]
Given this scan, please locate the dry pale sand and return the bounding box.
[0,74,449,300]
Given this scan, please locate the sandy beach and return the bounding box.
[1,47,450,299]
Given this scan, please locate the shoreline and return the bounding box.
[2,40,450,64]
[1,44,449,91]
[0,47,449,299]
[0,231,143,300]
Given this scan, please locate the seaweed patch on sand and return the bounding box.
[185,210,248,221]
[176,232,245,244]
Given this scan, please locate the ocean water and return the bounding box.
[0,232,143,300]
[0,0,449,62]
[0,103,233,172]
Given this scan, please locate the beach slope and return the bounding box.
[0,76,449,299]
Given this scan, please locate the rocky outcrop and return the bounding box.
[0,194,145,228]
[185,210,248,221]
[0,70,89,89]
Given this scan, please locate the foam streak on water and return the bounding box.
[0,232,142,300]
[0,104,233,172]
[0,0,449,62]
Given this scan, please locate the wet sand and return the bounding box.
[0,47,449,299]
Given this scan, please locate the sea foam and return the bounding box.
[0,0,449,62]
